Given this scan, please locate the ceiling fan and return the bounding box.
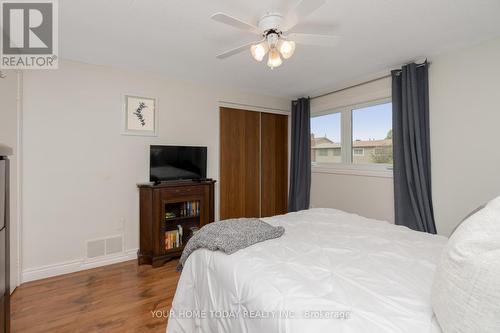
[211,0,340,69]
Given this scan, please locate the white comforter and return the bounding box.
[167,208,447,333]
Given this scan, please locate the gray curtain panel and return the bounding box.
[288,97,311,212]
[392,62,437,234]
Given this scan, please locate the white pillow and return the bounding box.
[432,195,500,333]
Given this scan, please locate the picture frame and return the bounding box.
[122,94,158,136]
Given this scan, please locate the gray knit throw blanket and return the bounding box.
[176,218,285,272]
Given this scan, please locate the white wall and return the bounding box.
[311,172,394,222]
[21,60,290,281]
[310,77,395,223]
[0,70,21,291]
[429,37,500,236]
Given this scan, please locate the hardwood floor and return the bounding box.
[11,260,180,333]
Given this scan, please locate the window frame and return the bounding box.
[311,98,393,178]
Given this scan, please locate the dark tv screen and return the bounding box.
[150,145,207,182]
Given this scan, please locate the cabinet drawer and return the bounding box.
[159,186,204,198]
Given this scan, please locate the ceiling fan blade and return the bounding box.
[288,33,341,47]
[216,41,258,59]
[282,0,327,31]
[211,13,259,33]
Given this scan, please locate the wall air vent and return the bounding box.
[86,234,124,259]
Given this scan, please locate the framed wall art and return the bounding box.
[123,94,158,136]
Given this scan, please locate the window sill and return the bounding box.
[312,164,393,178]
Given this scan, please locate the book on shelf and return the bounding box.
[180,201,200,217]
[164,225,184,250]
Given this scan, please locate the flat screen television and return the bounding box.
[150,145,207,182]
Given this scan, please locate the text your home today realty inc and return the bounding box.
[152,309,352,320]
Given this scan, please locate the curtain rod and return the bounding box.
[310,74,390,100]
[310,61,429,100]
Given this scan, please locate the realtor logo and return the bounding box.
[1,0,58,69]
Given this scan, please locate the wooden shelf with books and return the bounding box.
[164,200,201,252]
[137,180,215,267]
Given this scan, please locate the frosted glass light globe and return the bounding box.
[279,40,296,59]
[267,48,282,69]
[251,43,267,62]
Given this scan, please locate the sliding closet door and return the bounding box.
[261,112,288,217]
[220,107,260,219]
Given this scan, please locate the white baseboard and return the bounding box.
[21,248,138,283]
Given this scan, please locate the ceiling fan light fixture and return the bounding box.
[251,42,268,62]
[211,2,340,69]
[279,40,296,59]
[267,48,282,69]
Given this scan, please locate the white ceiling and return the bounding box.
[60,0,500,98]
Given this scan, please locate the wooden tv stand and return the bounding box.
[137,180,215,267]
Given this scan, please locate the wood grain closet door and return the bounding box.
[261,112,288,217]
[220,107,260,220]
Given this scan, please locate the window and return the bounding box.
[311,100,392,170]
[311,112,341,163]
[353,148,364,156]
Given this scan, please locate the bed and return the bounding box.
[166,208,447,333]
